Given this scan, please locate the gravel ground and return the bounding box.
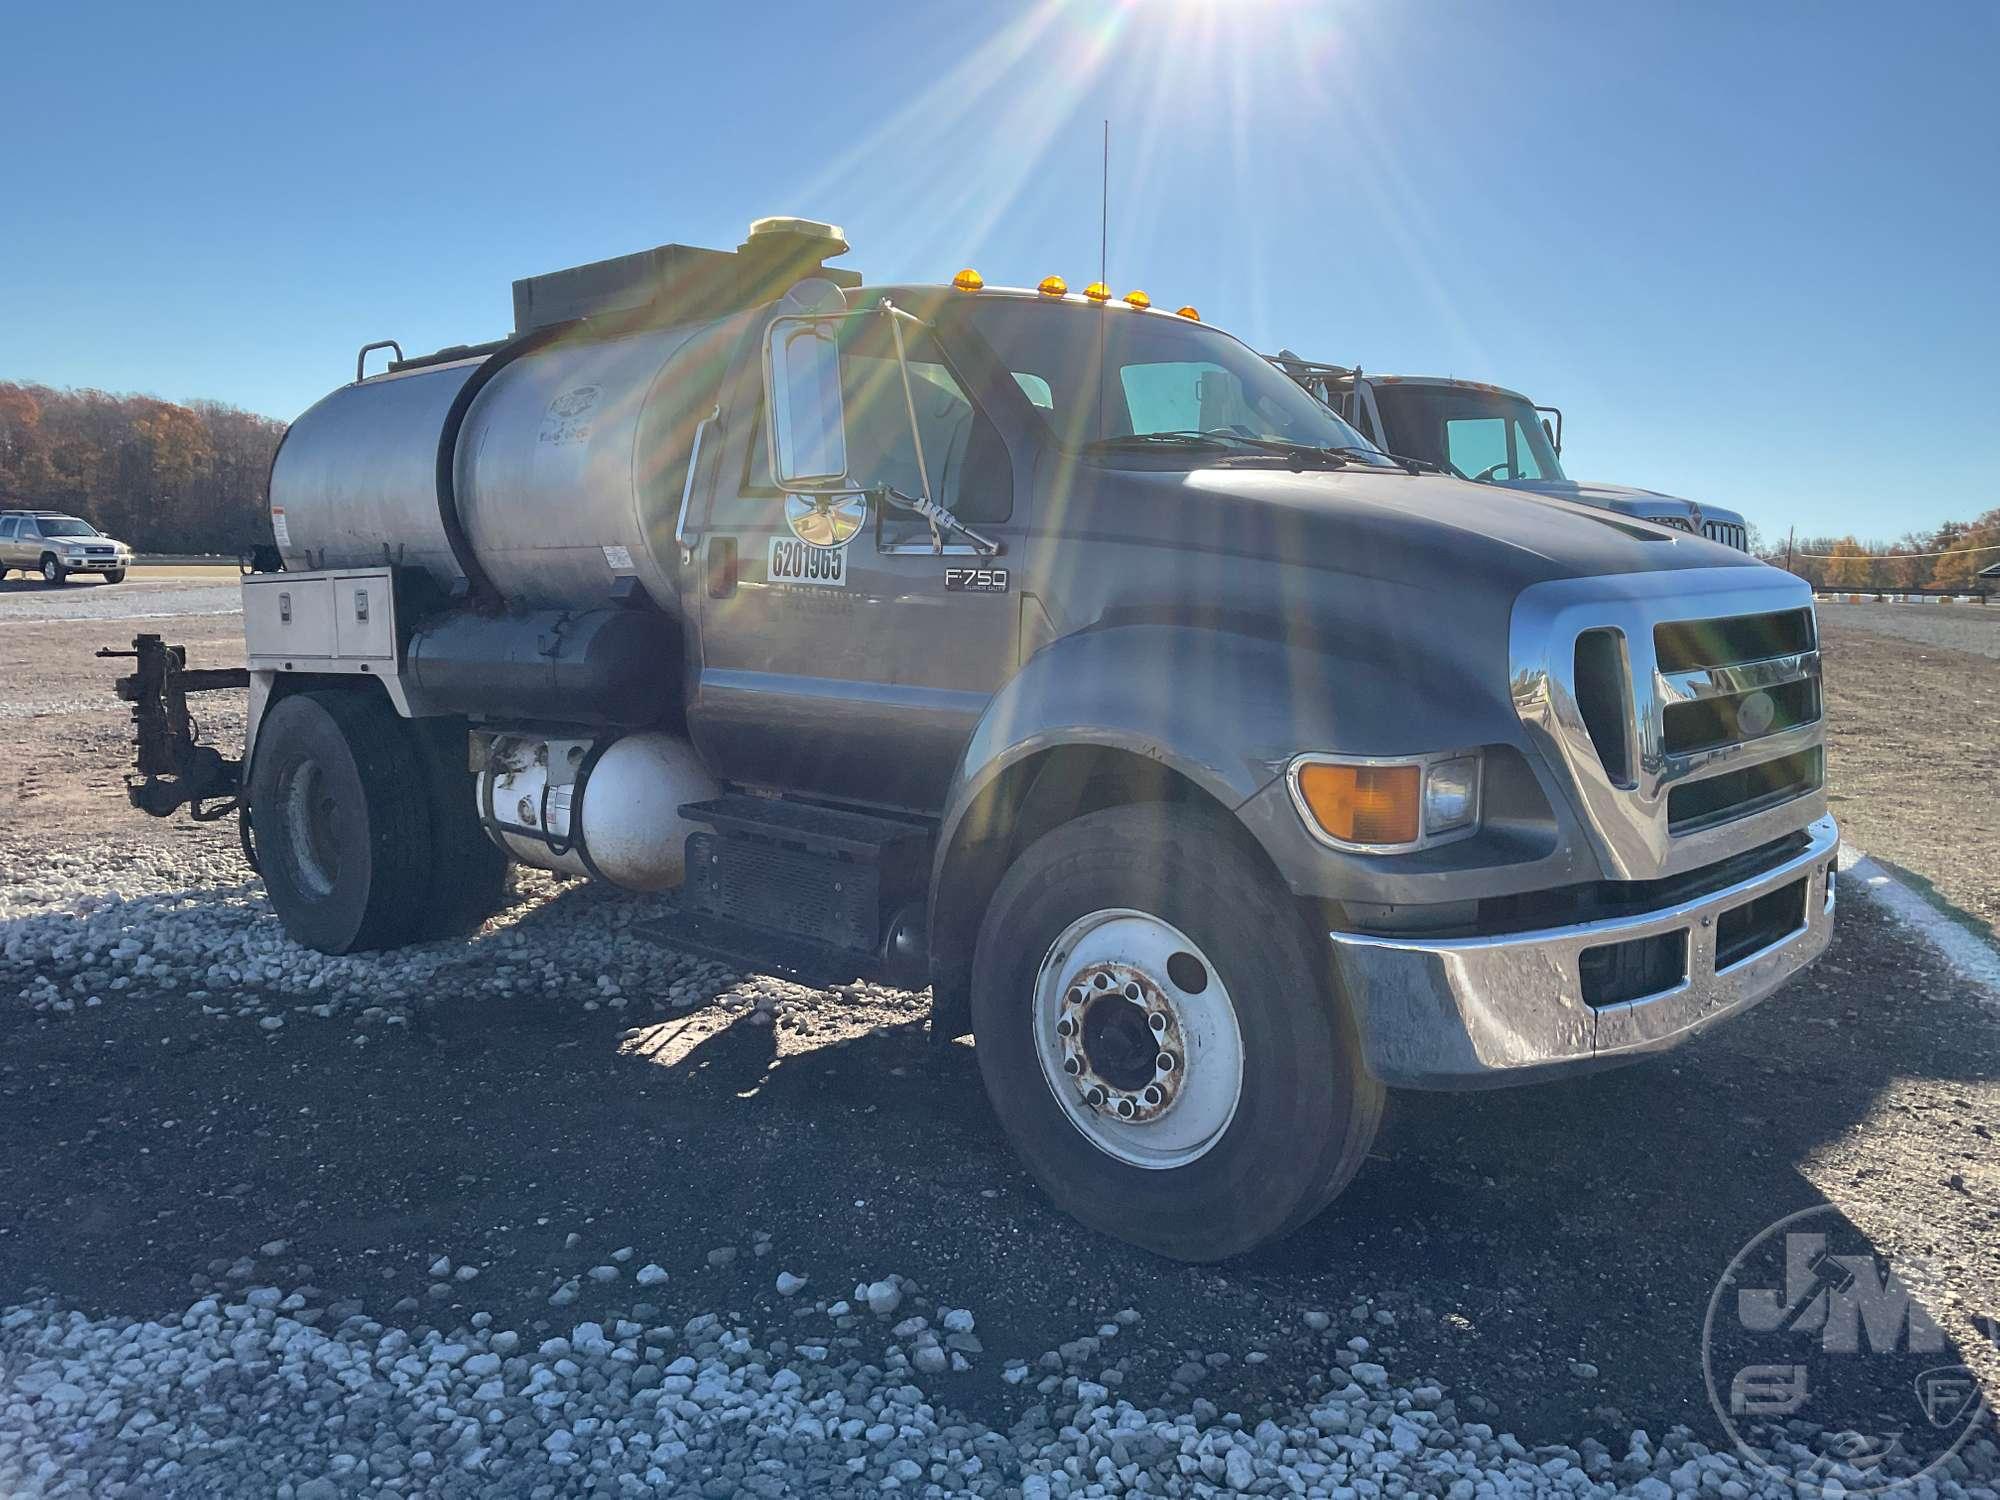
[0,577,243,624]
[1816,603,2000,663]
[2,604,1996,1497]
[1818,610,2000,937]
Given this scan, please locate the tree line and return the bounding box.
[1759,511,2000,593]
[0,381,288,555]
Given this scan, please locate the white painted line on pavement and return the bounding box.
[1838,842,2000,1002]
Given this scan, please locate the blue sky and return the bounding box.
[4,0,1994,542]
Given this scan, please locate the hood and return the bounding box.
[1502,476,1747,528]
[1068,463,1759,596]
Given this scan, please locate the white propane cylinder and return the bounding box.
[576,732,719,891]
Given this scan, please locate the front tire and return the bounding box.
[970,802,1384,1262]
[248,692,433,954]
[103,568,127,584]
[40,555,65,585]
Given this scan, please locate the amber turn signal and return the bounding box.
[1294,763,1420,846]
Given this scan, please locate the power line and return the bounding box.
[1791,539,2000,561]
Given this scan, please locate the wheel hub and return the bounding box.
[1057,962,1184,1123]
[1032,908,1244,1170]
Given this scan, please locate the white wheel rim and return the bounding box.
[1032,908,1244,1170]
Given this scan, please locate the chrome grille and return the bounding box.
[1511,569,1828,881]
[1701,520,1747,551]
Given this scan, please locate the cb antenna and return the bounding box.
[1100,119,1109,288]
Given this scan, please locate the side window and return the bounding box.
[1444,417,1509,480]
[0,518,17,540]
[1012,372,1054,409]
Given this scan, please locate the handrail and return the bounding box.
[355,340,404,383]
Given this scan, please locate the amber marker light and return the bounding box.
[1293,762,1421,847]
[951,268,985,292]
[1082,281,1112,302]
[1123,289,1152,309]
[1176,305,1201,321]
[1038,275,1068,296]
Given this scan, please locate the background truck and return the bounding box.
[1271,356,1750,551]
[107,217,1834,1261]
[1,509,133,583]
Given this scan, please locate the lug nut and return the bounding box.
[1115,1097,1136,1119]
[1092,973,1111,990]
[1142,1084,1163,1106]
[1066,988,1084,1007]
[1085,1086,1107,1108]
[1063,1056,1082,1075]
[1147,1011,1168,1034]
[1156,1052,1177,1073]
[1123,982,1142,1001]
[1055,1016,1076,1037]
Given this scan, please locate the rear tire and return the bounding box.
[970,802,1384,1262]
[248,691,433,954]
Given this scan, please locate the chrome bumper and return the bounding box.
[1328,815,1838,1088]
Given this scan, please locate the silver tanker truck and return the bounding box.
[106,217,1836,1261]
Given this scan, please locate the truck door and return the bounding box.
[688,320,1021,813]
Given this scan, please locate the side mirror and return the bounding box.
[764,317,849,491]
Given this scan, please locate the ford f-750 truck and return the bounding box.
[1271,354,1750,550]
[107,218,1834,1261]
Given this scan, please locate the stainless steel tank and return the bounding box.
[270,312,751,611]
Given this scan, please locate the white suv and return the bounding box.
[0,511,132,584]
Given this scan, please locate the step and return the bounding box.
[678,794,930,862]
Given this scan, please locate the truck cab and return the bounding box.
[109,221,1831,1261]
[1271,357,1750,551]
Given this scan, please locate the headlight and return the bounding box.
[1424,756,1480,835]
[1289,751,1482,853]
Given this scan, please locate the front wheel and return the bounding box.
[970,802,1384,1262]
[40,555,65,585]
[103,568,127,584]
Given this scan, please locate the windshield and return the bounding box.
[940,299,1390,465]
[37,518,99,538]
[1374,385,1565,483]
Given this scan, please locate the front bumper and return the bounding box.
[1328,815,1837,1088]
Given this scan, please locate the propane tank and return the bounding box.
[478,731,718,890]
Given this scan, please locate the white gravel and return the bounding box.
[4,1271,1994,1497]
[1819,600,2000,660]
[0,581,242,624]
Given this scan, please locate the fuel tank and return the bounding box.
[269,313,748,611]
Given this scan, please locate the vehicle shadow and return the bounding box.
[1,878,1992,1460]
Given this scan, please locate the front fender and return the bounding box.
[936,622,1515,874]
[931,621,1594,924]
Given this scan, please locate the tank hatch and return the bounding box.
[511,217,862,334]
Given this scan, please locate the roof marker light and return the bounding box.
[1083,281,1112,302]
[1038,275,1068,296]
[1176,305,1201,321]
[951,268,985,292]
[1123,290,1152,309]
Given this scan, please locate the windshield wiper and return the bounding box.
[1084,430,1351,468]
[1323,445,1444,476]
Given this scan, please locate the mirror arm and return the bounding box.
[881,299,942,552]
[676,404,721,565]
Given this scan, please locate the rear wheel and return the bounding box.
[40,554,64,585]
[970,802,1383,1261]
[249,692,433,953]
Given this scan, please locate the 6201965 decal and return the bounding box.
[768,535,847,587]
[945,567,1009,593]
